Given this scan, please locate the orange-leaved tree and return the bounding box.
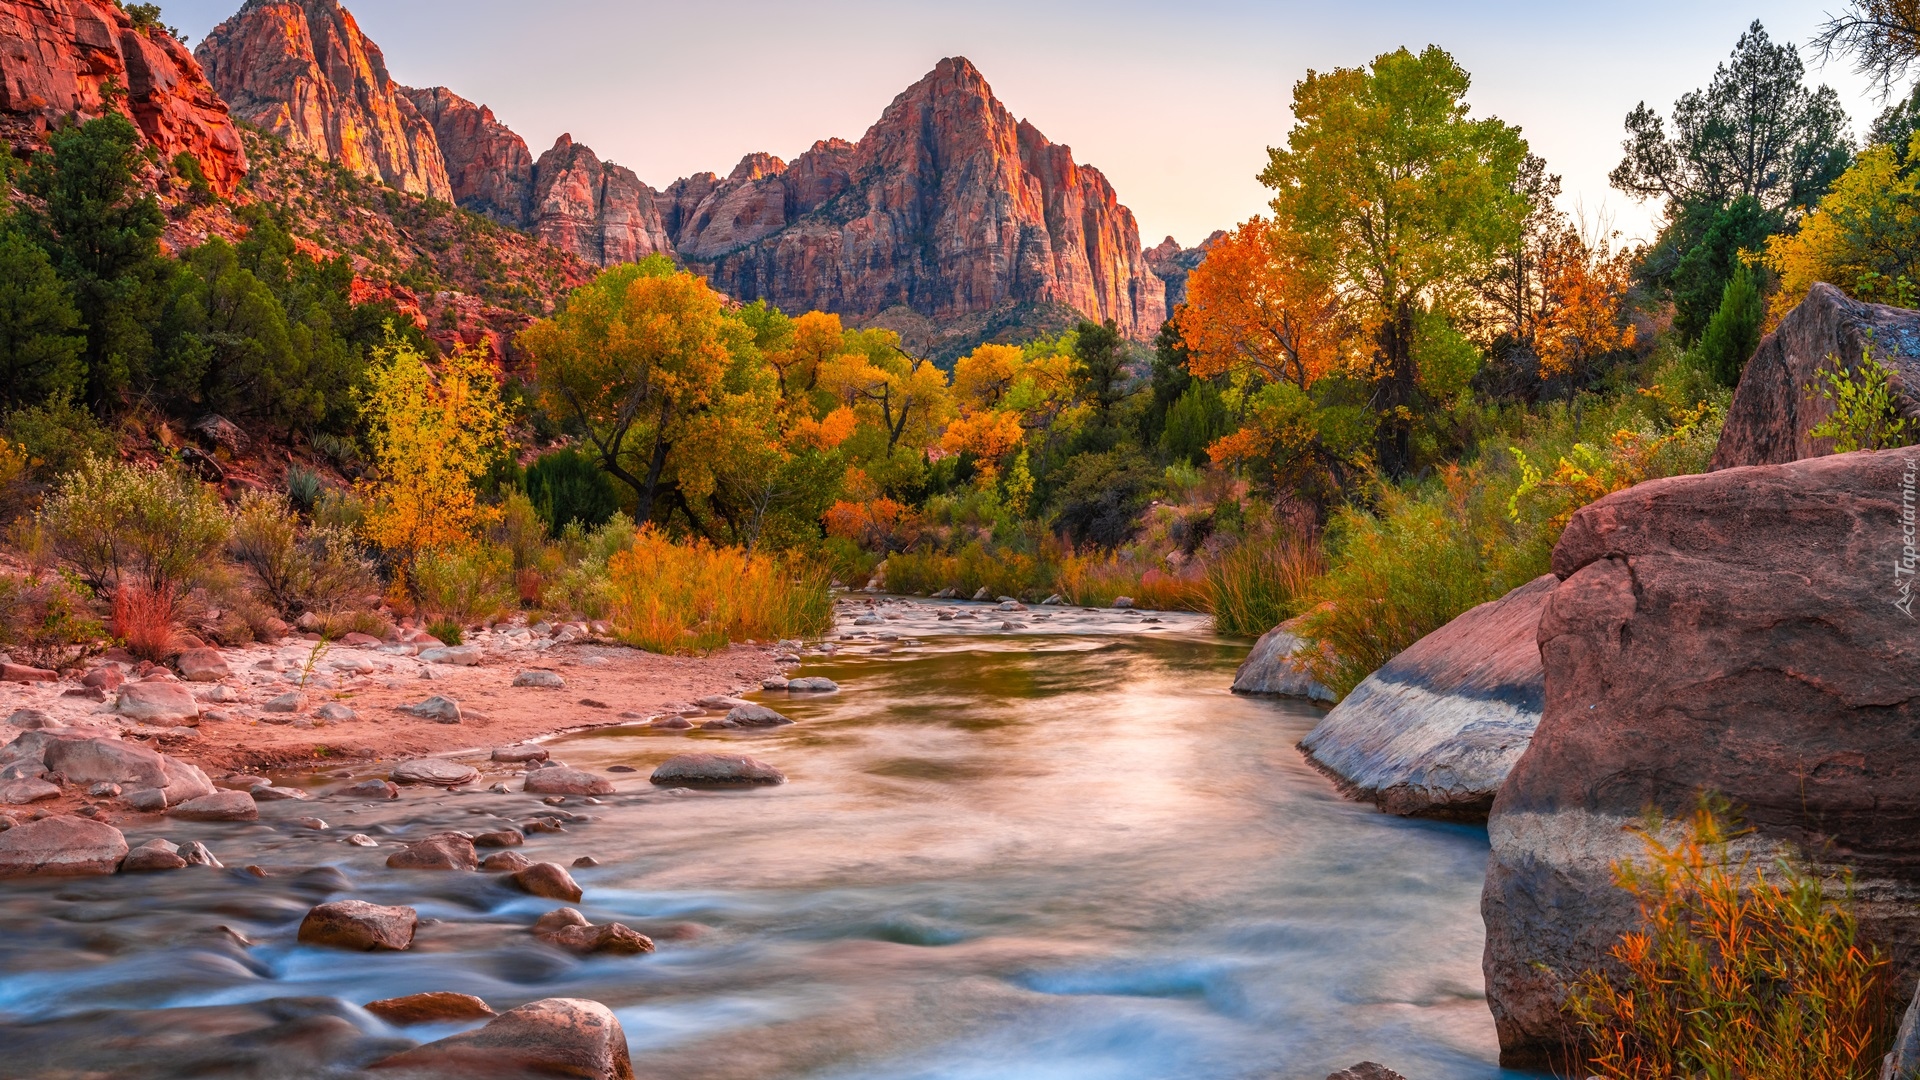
[1534,224,1636,382]
[1178,216,1348,390]
[357,336,508,579]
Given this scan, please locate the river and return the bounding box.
[0,600,1527,1079]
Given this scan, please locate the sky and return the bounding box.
[161,0,1901,249]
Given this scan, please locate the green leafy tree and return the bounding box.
[1612,21,1852,216]
[22,114,170,405]
[1692,262,1764,387]
[0,218,86,409]
[524,448,620,536]
[1260,45,1529,478]
[1071,319,1130,423]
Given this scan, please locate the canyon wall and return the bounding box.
[0,0,246,195]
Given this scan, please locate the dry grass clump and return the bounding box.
[606,527,831,654]
[1567,803,1898,1080]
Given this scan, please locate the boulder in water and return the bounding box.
[650,753,786,786]
[369,997,635,1079]
[1230,618,1334,702]
[121,837,188,872]
[170,790,258,822]
[523,767,614,796]
[0,816,127,877]
[1326,1066,1407,1080]
[299,899,417,951]
[390,759,476,786]
[511,861,582,902]
[724,703,793,727]
[542,922,654,956]
[364,992,496,1026]
[385,834,478,871]
[1298,574,1554,821]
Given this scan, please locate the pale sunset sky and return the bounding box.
[162,0,1897,248]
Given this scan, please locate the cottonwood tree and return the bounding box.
[1261,45,1530,478]
[1818,0,1920,96]
[1177,215,1347,391]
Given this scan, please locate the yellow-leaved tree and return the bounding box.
[358,337,508,582]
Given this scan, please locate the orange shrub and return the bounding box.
[606,527,831,654]
[114,581,179,661]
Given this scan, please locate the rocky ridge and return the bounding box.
[195,0,448,200]
[0,0,246,195]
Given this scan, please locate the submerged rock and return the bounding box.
[385,834,478,871]
[299,899,418,951]
[1483,449,1920,1069]
[523,768,614,796]
[170,790,258,822]
[1299,574,1555,822]
[723,704,793,727]
[0,816,127,877]
[542,922,653,957]
[1230,618,1334,702]
[369,997,634,1079]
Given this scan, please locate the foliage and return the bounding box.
[1052,449,1159,550]
[1056,554,1209,610]
[1692,262,1764,388]
[1817,0,1920,96]
[426,618,464,646]
[1,396,112,482]
[1809,348,1918,453]
[228,491,377,616]
[1766,140,1920,319]
[1262,45,1530,477]
[357,338,508,569]
[1533,225,1637,383]
[42,454,230,595]
[285,465,323,512]
[113,578,180,661]
[1612,21,1852,217]
[605,527,832,654]
[1566,802,1896,1080]
[524,447,620,536]
[0,571,105,670]
[412,543,516,625]
[883,540,1057,601]
[1206,529,1327,637]
[1508,398,1726,533]
[1179,217,1346,393]
[0,217,86,409]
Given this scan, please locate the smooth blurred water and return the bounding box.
[0,602,1530,1079]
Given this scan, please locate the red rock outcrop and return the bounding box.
[0,0,245,194]
[402,85,530,226]
[1145,231,1225,312]
[530,134,674,266]
[1299,575,1553,821]
[673,58,1168,341]
[1711,282,1920,469]
[195,0,449,201]
[1482,449,1920,1068]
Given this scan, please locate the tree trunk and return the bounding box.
[1372,303,1418,479]
[635,400,673,524]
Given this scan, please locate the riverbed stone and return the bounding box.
[121,837,188,872]
[1483,448,1920,1069]
[180,840,221,867]
[418,646,481,666]
[724,704,793,728]
[390,759,477,787]
[176,648,230,682]
[512,670,564,689]
[545,922,655,957]
[491,745,549,764]
[1299,574,1555,822]
[1326,1066,1407,1080]
[262,692,305,714]
[250,784,309,801]
[2,662,56,682]
[114,682,200,724]
[480,850,531,872]
[369,997,634,1079]
[533,907,589,935]
[43,738,215,806]
[0,816,127,877]
[473,828,523,848]
[299,899,418,951]
[81,667,123,691]
[0,778,59,805]
[344,779,401,800]
[7,708,57,729]
[1231,618,1336,702]
[170,790,258,822]
[785,677,839,693]
[364,992,496,1026]
[650,753,786,786]
[511,861,583,902]
[401,696,462,723]
[385,834,478,872]
[523,768,614,796]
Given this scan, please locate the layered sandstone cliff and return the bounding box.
[668,58,1167,341]
[0,0,246,195]
[402,85,531,226]
[195,0,448,201]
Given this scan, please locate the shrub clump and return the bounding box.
[606,527,831,654]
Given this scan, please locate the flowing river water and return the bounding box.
[0,601,1528,1079]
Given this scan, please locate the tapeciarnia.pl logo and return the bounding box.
[1898,457,1918,618]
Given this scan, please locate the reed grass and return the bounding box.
[1056,555,1209,610]
[1205,531,1326,636]
[113,580,179,661]
[607,527,832,654]
[1567,802,1898,1080]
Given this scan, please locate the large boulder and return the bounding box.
[369,997,635,1079]
[1482,449,1920,1069]
[114,682,200,724]
[42,738,213,806]
[0,816,128,877]
[1298,575,1555,821]
[169,790,258,822]
[1888,981,1920,1080]
[298,900,418,951]
[1230,617,1335,702]
[1711,282,1920,470]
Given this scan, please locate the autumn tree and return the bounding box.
[520,258,747,524]
[358,338,508,574]
[1178,216,1346,390]
[816,330,953,459]
[1261,45,1529,477]
[1532,225,1636,384]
